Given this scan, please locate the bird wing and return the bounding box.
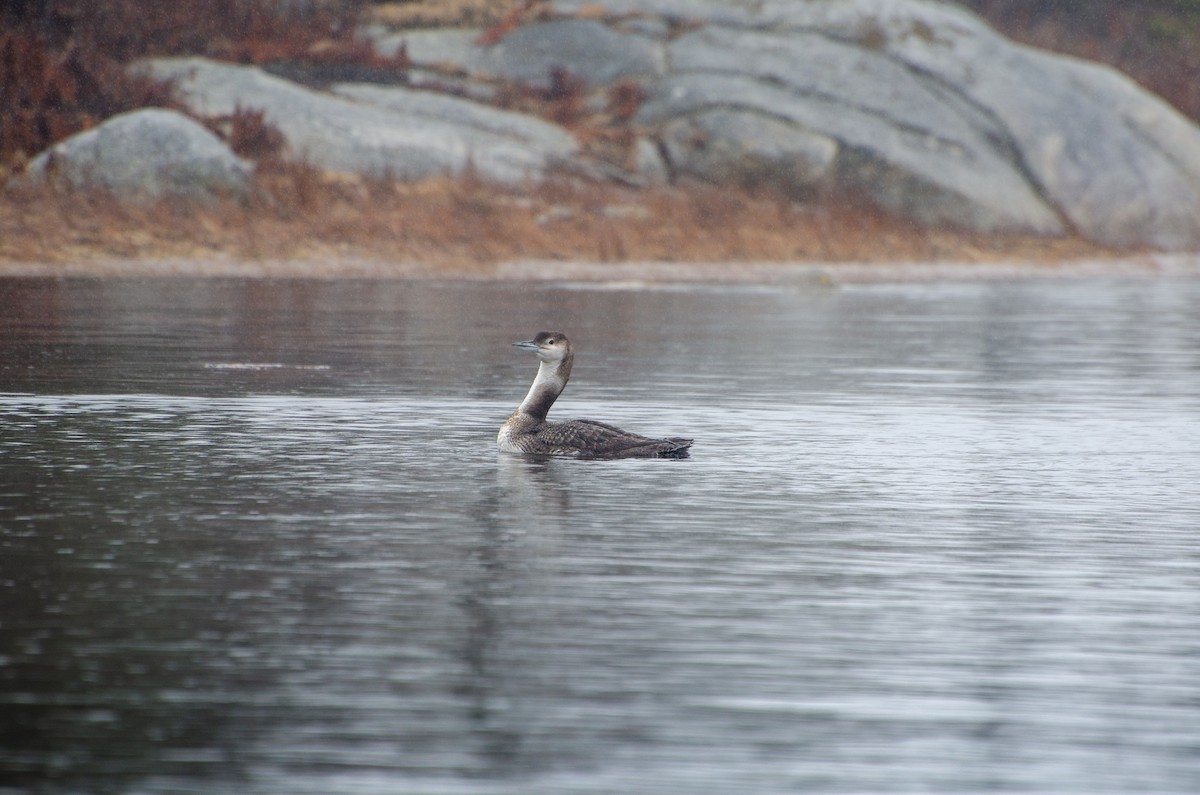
[535,419,691,458]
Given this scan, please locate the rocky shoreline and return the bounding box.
[7,0,1200,267]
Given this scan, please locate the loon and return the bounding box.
[498,331,693,459]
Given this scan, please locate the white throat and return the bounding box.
[519,359,565,415]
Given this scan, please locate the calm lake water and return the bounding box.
[2,274,1199,794]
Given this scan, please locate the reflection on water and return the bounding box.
[2,275,1199,794]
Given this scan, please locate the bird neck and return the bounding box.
[518,352,573,421]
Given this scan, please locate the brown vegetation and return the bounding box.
[205,106,289,161]
[0,27,180,170]
[11,0,376,64]
[0,164,1113,269]
[0,0,406,174]
[365,0,525,30]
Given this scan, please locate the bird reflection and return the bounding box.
[451,455,572,772]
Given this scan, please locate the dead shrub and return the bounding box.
[0,0,405,175]
[0,29,179,172]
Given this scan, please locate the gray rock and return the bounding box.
[339,25,490,98]
[860,7,1200,249]
[86,0,1200,249]
[547,0,1200,248]
[641,72,1063,233]
[136,57,577,184]
[632,137,671,185]
[330,82,575,156]
[555,0,760,29]
[660,110,838,195]
[23,108,250,203]
[370,27,477,62]
[647,26,1063,232]
[377,19,665,89]
[772,0,1200,248]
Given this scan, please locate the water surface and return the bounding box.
[2,275,1199,793]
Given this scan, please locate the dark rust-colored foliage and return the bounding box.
[542,66,588,128]
[0,0,405,172]
[204,106,287,161]
[0,29,179,170]
[607,79,646,123]
[475,0,542,46]
[489,65,650,170]
[33,0,369,65]
[493,66,588,129]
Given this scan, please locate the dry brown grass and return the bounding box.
[365,0,527,30]
[0,164,1117,272]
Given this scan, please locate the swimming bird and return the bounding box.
[498,331,693,459]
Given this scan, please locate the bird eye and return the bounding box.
[547,338,556,344]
